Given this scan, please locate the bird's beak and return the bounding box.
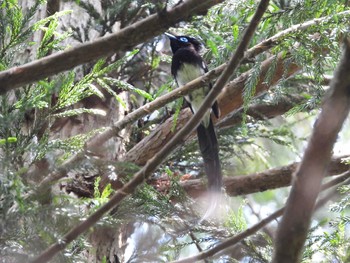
[164,32,177,40]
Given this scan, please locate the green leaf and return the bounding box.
[151,55,161,69]
[96,78,127,108]
[94,177,101,199]
[32,10,72,31]
[101,184,113,199]
[102,77,153,101]
[92,59,106,74]
[232,24,239,41]
[206,38,218,57]
[0,137,17,145]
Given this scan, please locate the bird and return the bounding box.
[165,32,222,192]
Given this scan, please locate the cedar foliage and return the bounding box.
[0,0,349,262]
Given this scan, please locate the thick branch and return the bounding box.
[272,38,350,263]
[177,155,349,198]
[0,0,222,93]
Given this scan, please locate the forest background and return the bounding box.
[1,0,350,262]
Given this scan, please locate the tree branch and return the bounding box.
[29,1,270,261]
[66,154,349,199]
[272,37,350,263]
[0,0,223,93]
[177,155,349,198]
[244,10,350,60]
[149,155,349,198]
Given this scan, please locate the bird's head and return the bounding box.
[165,32,202,54]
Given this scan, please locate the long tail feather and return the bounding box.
[196,119,222,191]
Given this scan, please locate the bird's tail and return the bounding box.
[196,118,222,191]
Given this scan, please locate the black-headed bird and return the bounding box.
[165,32,222,192]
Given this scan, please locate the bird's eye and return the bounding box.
[179,37,188,43]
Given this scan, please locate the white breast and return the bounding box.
[176,63,211,127]
[176,63,205,86]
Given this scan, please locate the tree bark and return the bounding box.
[151,155,349,198]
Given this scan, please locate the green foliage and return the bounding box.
[101,256,107,263]
[123,182,175,219]
[224,205,248,233]
[92,177,114,207]
[303,213,350,262]
[0,0,141,261]
[1,0,350,262]
[330,184,350,214]
[35,10,73,58]
[0,0,44,64]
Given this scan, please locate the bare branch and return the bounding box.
[178,155,349,198]
[272,37,350,263]
[66,155,349,199]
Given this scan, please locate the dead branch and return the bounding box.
[272,37,350,263]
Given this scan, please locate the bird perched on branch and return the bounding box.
[165,32,222,192]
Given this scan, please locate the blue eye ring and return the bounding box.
[179,37,188,43]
